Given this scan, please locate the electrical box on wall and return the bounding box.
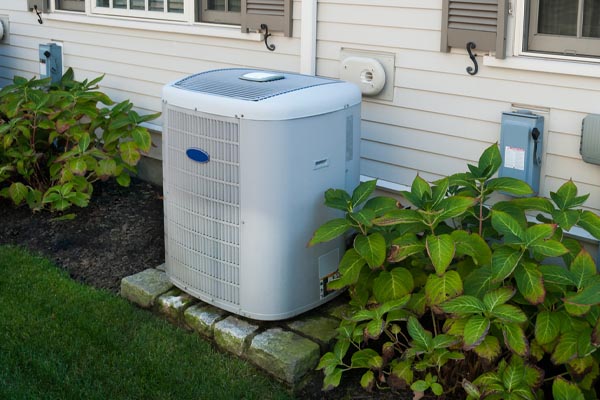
[39,43,63,83]
[580,114,600,165]
[498,110,544,195]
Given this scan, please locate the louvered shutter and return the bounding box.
[241,0,292,37]
[441,0,508,59]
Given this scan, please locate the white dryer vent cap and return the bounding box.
[239,72,285,82]
[340,56,386,96]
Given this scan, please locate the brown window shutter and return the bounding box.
[241,0,293,37]
[441,0,508,59]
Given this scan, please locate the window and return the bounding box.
[56,0,85,11]
[200,0,241,24]
[526,0,600,57]
[92,0,186,21]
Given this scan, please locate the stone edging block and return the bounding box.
[120,268,173,308]
[214,316,260,356]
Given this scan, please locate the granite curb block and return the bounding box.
[214,316,260,356]
[286,315,340,352]
[248,328,321,385]
[157,289,197,321]
[184,304,230,338]
[120,268,173,308]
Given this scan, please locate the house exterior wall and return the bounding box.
[1,0,600,213]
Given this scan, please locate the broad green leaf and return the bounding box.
[8,182,27,205]
[491,304,527,323]
[577,210,600,240]
[425,271,463,306]
[363,196,398,216]
[576,328,595,358]
[430,178,449,208]
[463,315,490,349]
[328,249,365,289]
[373,268,414,303]
[324,188,351,211]
[430,382,443,396]
[443,318,467,336]
[322,367,343,391]
[486,177,533,196]
[539,265,577,287]
[131,126,152,152]
[116,171,131,187]
[502,323,528,356]
[552,210,581,231]
[524,224,556,247]
[351,180,377,208]
[360,370,375,391]
[551,180,578,210]
[473,335,501,361]
[410,380,430,393]
[535,311,561,345]
[570,250,596,290]
[491,210,525,242]
[426,234,455,275]
[354,233,386,269]
[440,295,486,315]
[564,301,591,317]
[388,234,425,263]
[410,175,431,200]
[405,292,427,317]
[407,316,433,351]
[437,196,477,220]
[365,318,384,340]
[451,230,491,266]
[97,159,117,177]
[502,358,525,392]
[514,263,545,305]
[316,352,340,375]
[491,246,523,282]
[511,197,555,213]
[372,209,423,226]
[551,332,578,364]
[69,158,87,176]
[483,287,516,311]
[78,132,91,152]
[348,208,375,227]
[308,218,351,246]
[462,379,481,398]
[350,349,383,369]
[464,266,499,298]
[390,360,413,386]
[119,141,141,166]
[565,279,600,306]
[529,239,568,258]
[432,334,459,349]
[478,144,502,178]
[552,377,585,400]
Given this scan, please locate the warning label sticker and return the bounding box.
[504,146,526,171]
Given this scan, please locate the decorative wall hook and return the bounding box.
[260,24,275,51]
[34,5,43,24]
[466,42,478,75]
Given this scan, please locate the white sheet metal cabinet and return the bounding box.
[162,69,361,320]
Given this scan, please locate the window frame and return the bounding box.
[525,0,600,58]
[90,0,192,22]
[200,0,241,25]
[56,0,86,11]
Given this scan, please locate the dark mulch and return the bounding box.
[0,178,422,400]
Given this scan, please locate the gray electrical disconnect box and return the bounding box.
[39,43,62,83]
[27,0,47,12]
[498,110,544,195]
[580,114,600,165]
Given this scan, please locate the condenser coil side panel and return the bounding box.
[163,104,243,312]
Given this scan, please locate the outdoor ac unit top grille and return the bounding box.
[173,68,338,102]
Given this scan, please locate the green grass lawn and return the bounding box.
[0,245,292,400]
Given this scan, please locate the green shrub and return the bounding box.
[0,69,159,212]
[310,144,600,399]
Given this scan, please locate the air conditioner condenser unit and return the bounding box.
[162,69,361,320]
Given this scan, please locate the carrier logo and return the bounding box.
[186,148,210,163]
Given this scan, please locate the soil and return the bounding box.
[0,178,433,400]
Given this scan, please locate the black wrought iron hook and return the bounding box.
[466,42,478,75]
[34,5,43,24]
[260,24,275,52]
